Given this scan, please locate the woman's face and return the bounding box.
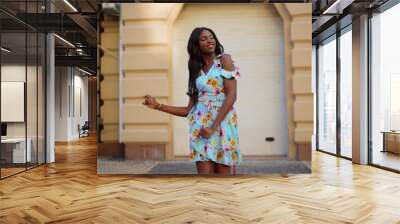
[198,29,216,55]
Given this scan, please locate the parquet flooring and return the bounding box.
[1,135,400,223]
[1,167,26,178]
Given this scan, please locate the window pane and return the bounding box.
[38,32,45,165]
[27,31,38,169]
[0,0,46,178]
[1,29,28,177]
[371,3,400,171]
[340,28,352,158]
[318,36,337,154]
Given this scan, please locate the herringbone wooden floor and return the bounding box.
[1,135,400,224]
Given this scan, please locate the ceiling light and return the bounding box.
[322,0,354,15]
[63,0,78,12]
[54,34,75,48]
[1,47,11,53]
[76,48,85,55]
[78,67,93,76]
[323,0,343,14]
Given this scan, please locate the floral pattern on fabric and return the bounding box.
[187,54,242,166]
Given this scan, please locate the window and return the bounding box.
[339,27,352,158]
[370,2,400,171]
[316,25,353,159]
[0,1,47,179]
[317,35,337,154]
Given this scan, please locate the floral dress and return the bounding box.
[187,54,242,166]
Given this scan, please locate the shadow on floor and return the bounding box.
[97,157,311,175]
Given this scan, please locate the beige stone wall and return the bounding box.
[120,4,177,160]
[274,3,312,160]
[286,3,312,160]
[100,17,119,142]
[99,3,313,161]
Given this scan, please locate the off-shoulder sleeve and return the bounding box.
[217,54,240,80]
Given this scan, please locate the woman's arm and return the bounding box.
[199,54,237,138]
[210,78,236,130]
[142,94,193,117]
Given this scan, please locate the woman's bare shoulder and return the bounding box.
[219,54,234,71]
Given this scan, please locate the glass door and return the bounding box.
[1,30,28,178]
[0,0,47,179]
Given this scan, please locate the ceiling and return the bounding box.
[7,0,396,71]
[100,0,309,2]
[0,0,98,73]
[312,0,390,43]
[0,0,97,14]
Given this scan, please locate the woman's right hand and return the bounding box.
[142,94,160,109]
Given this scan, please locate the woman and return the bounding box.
[143,27,242,174]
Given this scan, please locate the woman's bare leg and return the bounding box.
[214,163,232,174]
[196,161,215,174]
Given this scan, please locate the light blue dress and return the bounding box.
[187,54,242,166]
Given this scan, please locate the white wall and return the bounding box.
[1,65,37,138]
[55,67,89,141]
[55,66,69,141]
[1,64,46,164]
[72,72,89,138]
[1,66,27,137]
[1,82,25,122]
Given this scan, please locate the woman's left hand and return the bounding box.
[199,127,216,138]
